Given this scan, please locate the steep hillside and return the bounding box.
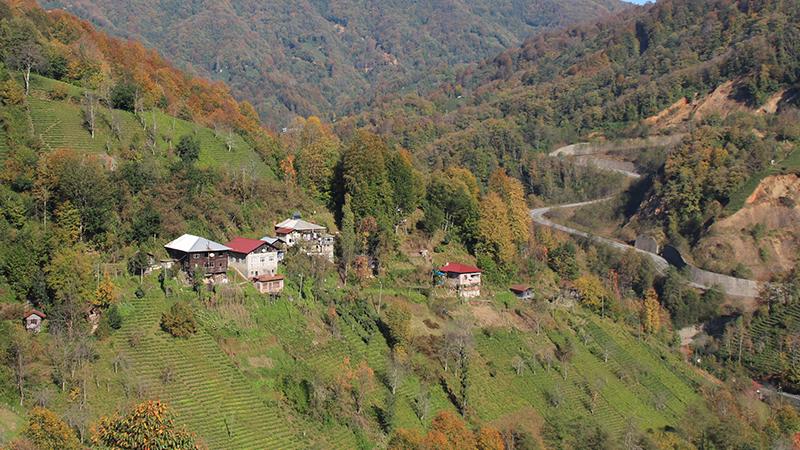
[40,0,628,126]
[694,174,800,280]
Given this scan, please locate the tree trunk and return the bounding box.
[17,351,24,406]
[24,64,31,96]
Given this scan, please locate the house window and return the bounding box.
[193,254,199,259]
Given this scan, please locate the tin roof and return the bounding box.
[165,234,230,253]
[275,218,326,232]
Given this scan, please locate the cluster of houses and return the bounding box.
[163,214,334,295]
[21,226,533,333]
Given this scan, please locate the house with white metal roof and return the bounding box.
[274,215,334,262]
[164,234,231,277]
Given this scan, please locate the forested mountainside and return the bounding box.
[341,0,800,247]
[1,0,800,449]
[39,0,628,126]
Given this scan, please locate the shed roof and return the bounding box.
[164,234,230,253]
[225,237,269,254]
[24,309,46,319]
[510,284,532,293]
[440,262,481,274]
[254,274,285,283]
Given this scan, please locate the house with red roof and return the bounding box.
[225,237,279,279]
[440,262,482,298]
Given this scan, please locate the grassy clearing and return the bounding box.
[0,405,24,445]
[25,74,274,179]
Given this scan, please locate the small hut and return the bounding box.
[253,274,285,295]
[510,284,534,300]
[23,309,46,333]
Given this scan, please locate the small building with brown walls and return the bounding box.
[253,274,285,295]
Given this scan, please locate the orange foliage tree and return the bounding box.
[388,411,503,450]
[92,400,199,449]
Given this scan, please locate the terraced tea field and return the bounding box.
[115,295,303,449]
[467,313,706,437]
[744,302,800,376]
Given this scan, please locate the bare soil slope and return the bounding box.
[693,174,800,281]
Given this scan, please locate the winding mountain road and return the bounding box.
[531,140,764,299]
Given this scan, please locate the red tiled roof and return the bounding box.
[275,227,294,235]
[254,274,285,283]
[24,309,46,319]
[510,284,531,293]
[440,262,481,274]
[225,237,268,254]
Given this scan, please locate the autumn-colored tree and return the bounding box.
[334,358,375,416]
[444,167,480,202]
[643,288,662,334]
[54,201,81,244]
[352,361,375,415]
[388,428,424,450]
[475,426,504,450]
[574,274,608,313]
[93,272,116,309]
[294,116,341,202]
[429,411,477,449]
[92,400,198,449]
[488,169,530,244]
[477,192,516,265]
[46,244,95,334]
[383,302,412,348]
[280,154,297,184]
[24,407,81,450]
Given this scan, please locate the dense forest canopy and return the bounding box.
[39,0,628,126]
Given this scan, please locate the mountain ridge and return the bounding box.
[40,0,629,126]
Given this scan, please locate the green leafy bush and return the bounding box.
[160,302,198,338]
